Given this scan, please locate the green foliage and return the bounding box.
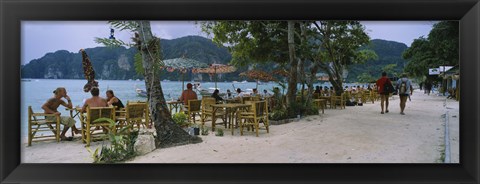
[382,64,398,77]
[134,52,144,75]
[402,21,459,78]
[357,72,375,83]
[215,128,224,136]
[344,39,408,82]
[172,112,189,127]
[87,118,138,163]
[269,108,288,121]
[200,126,209,136]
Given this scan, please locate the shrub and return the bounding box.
[215,129,224,136]
[269,108,288,121]
[172,112,189,127]
[87,118,138,163]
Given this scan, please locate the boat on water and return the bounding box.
[241,80,248,83]
[21,79,31,82]
[136,88,147,97]
[162,79,170,82]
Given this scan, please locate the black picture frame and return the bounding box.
[1,0,479,183]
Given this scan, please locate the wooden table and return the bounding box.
[210,103,252,135]
[66,107,83,119]
[313,99,326,114]
[317,96,332,109]
[167,101,183,114]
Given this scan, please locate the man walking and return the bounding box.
[396,73,414,115]
[376,72,392,114]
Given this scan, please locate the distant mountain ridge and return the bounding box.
[21,36,408,82]
[21,36,232,80]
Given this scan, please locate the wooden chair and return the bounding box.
[117,102,151,130]
[27,106,61,146]
[185,99,202,124]
[201,97,226,130]
[238,101,269,137]
[79,106,115,146]
[331,93,346,109]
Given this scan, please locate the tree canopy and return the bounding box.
[402,21,459,78]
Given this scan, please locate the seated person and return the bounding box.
[81,87,108,113]
[314,86,322,94]
[251,88,259,97]
[106,89,124,110]
[81,87,109,131]
[178,83,198,105]
[211,89,224,102]
[226,89,233,99]
[262,89,272,98]
[41,87,81,141]
[235,88,248,100]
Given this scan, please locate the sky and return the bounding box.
[21,21,437,65]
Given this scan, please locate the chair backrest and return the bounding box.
[188,99,202,111]
[242,96,253,103]
[87,106,115,124]
[254,101,268,117]
[126,102,147,119]
[202,97,216,111]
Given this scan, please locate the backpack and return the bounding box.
[383,80,394,94]
[399,79,407,94]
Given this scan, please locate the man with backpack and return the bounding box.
[376,72,393,114]
[396,73,414,115]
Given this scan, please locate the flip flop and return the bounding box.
[386,110,389,113]
[381,112,384,114]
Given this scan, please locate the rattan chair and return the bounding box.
[79,106,115,146]
[185,99,202,124]
[238,101,269,137]
[201,97,226,129]
[117,102,150,131]
[27,106,61,146]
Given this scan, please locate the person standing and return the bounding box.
[396,73,413,115]
[376,72,392,114]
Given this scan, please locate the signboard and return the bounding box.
[429,66,454,75]
[429,68,440,75]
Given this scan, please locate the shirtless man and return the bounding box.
[81,87,108,113]
[41,87,81,141]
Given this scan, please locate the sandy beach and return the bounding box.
[22,89,459,163]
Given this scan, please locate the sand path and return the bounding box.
[22,89,459,163]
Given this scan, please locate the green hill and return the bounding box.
[21,37,407,82]
[21,36,233,81]
[345,39,408,82]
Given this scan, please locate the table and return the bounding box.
[66,107,83,119]
[313,99,326,114]
[210,103,252,135]
[224,98,240,103]
[65,107,83,137]
[317,96,332,109]
[167,101,183,114]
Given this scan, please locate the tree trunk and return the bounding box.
[137,21,201,148]
[286,21,298,108]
